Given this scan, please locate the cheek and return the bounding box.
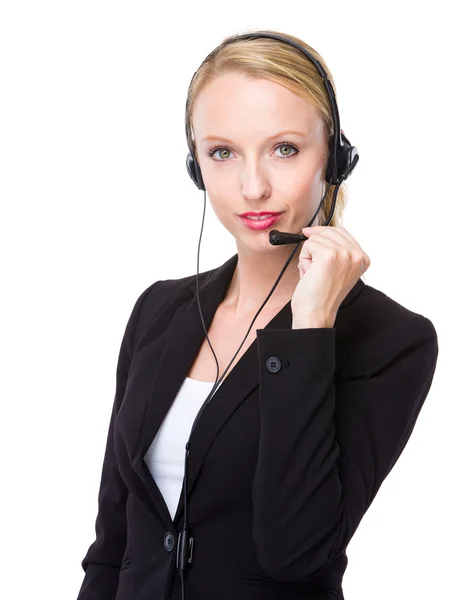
[206,194,236,221]
[275,171,316,199]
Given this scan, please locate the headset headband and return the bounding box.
[185,32,359,188]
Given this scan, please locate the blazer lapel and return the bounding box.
[130,251,364,526]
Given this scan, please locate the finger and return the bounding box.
[299,236,337,261]
[301,232,346,254]
[318,227,369,268]
[302,225,357,248]
[302,226,370,273]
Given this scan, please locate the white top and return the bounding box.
[143,376,223,520]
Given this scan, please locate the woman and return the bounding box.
[76,29,439,600]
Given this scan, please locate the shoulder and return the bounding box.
[127,268,212,338]
[337,279,438,368]
[357,279,435,329]
[134,269,210,313]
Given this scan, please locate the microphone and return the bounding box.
[269,230,308,245]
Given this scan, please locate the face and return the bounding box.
[191,71,329,253]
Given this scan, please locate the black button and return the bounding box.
[265,356,282,373]
[164,532,175,552]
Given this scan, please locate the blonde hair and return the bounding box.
[185,28,349,228]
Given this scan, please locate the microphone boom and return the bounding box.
[269,230,308,245]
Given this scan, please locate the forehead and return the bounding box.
[191,72,324,141]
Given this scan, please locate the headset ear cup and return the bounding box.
[186,152,205,191]
[325,136,337,185]
[339,130,359,180]
[325,130,359,184]
[342,145,359,180]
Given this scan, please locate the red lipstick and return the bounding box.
[238,212,283,231]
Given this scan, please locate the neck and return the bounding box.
[222,242,303,318]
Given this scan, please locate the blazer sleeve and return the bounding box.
[76,283,156,600]
[253,314,439,582]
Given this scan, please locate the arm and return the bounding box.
[76,283,157,600]
[252,315,438,581]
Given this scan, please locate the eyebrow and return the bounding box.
[200,130,308,143]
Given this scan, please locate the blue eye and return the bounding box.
[208,142,299,162]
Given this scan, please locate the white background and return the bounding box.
[1,1,459,598]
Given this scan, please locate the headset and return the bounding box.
[175,32,359,599]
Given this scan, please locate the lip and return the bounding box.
[238,213,282,231]
[239,212,282,217]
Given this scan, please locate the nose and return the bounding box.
[240,156,271,202]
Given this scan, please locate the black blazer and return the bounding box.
[76,252,438,600]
